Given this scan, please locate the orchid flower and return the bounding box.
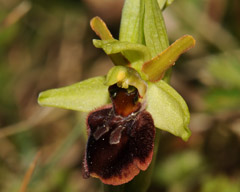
[38,0,195,186]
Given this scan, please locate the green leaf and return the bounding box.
[157,0,175,10]
[142,35,196,82]
[144,0,169,57]
[165,0,174,7]
[38,76,109,112]
[146,81,191,141]
[119,0,144,44]
[157,0,167,10]
[90,16,129,66]
[93,39,151,65]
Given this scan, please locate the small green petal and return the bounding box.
[105,66,147,98]
[38,76,109,112]
[90,16,114,40]
[90,16,129,66]
[142,35,196,82]
[146,81,191,141]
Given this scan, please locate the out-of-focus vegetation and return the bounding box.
[0,0,240,191]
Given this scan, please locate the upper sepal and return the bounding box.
[93,39,150,66]
[38,76,109,112]
[146,80,191,141]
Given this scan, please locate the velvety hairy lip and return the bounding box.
[83,84,155,185]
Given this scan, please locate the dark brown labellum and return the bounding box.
[83,84,155,185]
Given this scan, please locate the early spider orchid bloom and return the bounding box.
[38,0,195,186]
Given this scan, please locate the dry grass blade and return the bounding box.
[19,151,41,192]
[0,1,31,29]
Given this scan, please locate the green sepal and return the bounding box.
[105,66,147,98]
[38,76,109,112]
[146,81,191,141]
[142,35,196,82]
[144,0,169,57]
[93,39,151,65]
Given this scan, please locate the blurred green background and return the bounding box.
[0,0,240,191]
